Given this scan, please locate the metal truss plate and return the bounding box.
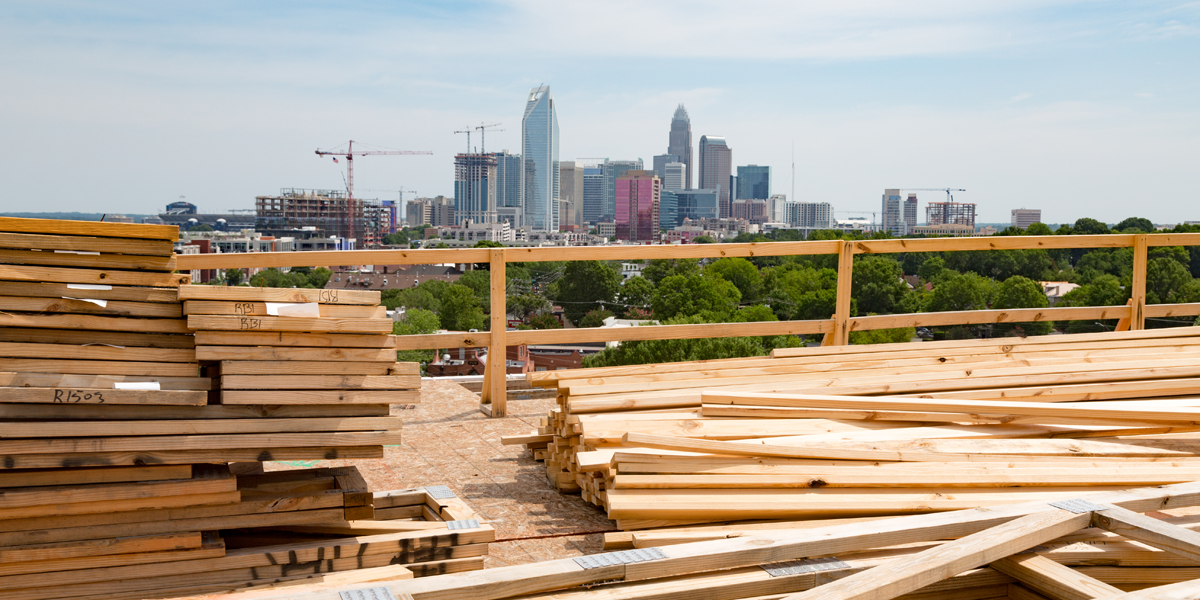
[760,557,851,577]
[573,547,667,569]
[424,485,456,499]
[1049,499,1109,514]
[445,519,480,530]
[339,586,398,600]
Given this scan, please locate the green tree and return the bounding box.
[642,259,701,285]
[456,269,491,308]
[693,235,716,244]
[1059,274,1129,333]
[707,257,763,303]
[918,257,947,282]
[188,223,213,232]
[578,308,615,328]
[1115,217,1155,233]
[1026,222,1054,236]
[852,256,908,315]
[992,275,1053,336]
[507,293,551,321]
[764,265,841,320]
[928,272,996,313]
[438,284,485,331]
[473,240,504,248]
[528,313,562,329]
[223,268,244,286]
[1072,218,1111,235]
[651,274,741,321]
[849,327,916,345]
[1146,257,1193,304]
[583,315,767,367]
[617,276,654,317]
[393,308,440,367]
[555,261,621,324]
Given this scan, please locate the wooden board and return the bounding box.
[0,430,403,455]
[0,281,180,303]
[0,359,199,377]
[0,465,193,489]
[0,264,190,287]
[0,372,209,391]
[0,416,402,438]
[218,375,419,390]
[187,315,392,333]
[195,331,397,348]
[0,313,190,334]
[196,346,396,362]
[0,296,183,318]
[216,361,413,376]
[177,285,380,305]
[0,249,176,271]
[0,342,195,363]
[0,387,206,406]
[183,301,385,319]
[0,216,179,241]
[0,403,389,421]
[0,328,193,349]
[0,232,174,256]
[219,389,420,405]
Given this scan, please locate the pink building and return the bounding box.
[615,170,661,242]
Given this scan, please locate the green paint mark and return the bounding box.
[273,460,321,467]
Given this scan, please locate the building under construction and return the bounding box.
[454,153,498,225]
[926,201,977,228]
[255,188,389,247]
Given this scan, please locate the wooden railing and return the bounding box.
[176,232,1200,416]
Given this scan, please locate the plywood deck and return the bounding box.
[264,380,611,567]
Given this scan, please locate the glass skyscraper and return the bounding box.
[698,136,732,217]
[602,159,643,223]
[675,189,720,223]
[490,150,522,208]
[736,165,770,200]
[668,105,693,190]
[521,86,560,231]
[582,166,605,225]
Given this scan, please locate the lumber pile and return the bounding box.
[184,480,1200,600]
[506,327,1200,533]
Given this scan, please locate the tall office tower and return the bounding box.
[582,165,605,225]
[881,188,903,235]
[699,136,733,217]
[653,153,680,181]
[490,150,523,208]
[1011,208,1042,229]
[521,85,560,231]
[663,162,686,191]
[453,153,498,225]
[668,105,693,189]
[559,161,584,230]
[602,159,643,222]
[615,170,661,242]
[903,193,919,233]
[786,202,835,229]
[737,165,770,200]
[675,189,720,222]
[659,189,678,231]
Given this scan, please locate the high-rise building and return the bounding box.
[767,194,788,223]
[521,85,560,231]
[582,165,605,225]
[668,105,693,189]
[699,136,733,217]
[615,170,660,242]
[660,189,678,231]
[785,202,835,229]
[490,150,522,208]
[1012,208,1042,229]
[653,153,679,181]
[662,162,686,191]
[927,202,977,227]
[559,161,584,230]
[881,188,903,235]
[675,189,720,223]
[603,159,643,222]
[453,153,497,225]
[732,199,768,225]
[737,165,770,200]
[903,194,919,233]
[406,196,455,228]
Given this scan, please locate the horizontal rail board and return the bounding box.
[851,234,1137,254]
[392,332,492,351]
[1145,303,1200,318]
[506,319,833,346]
[848,306,1132,332]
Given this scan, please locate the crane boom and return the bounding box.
[313,140,432,243]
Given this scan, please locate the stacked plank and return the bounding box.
[190,480,1200,600]
[506,327,1200,532]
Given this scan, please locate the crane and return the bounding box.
[474,122,503,154]
[903,188,966,202]
[314,140,432,241]
[453,128,472,154]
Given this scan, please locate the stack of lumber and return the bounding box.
[185,480,1200,600]
[506,327,1200,532]
[0,463,491,600]
[179,284,419,407]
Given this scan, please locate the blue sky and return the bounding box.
[1,1,1197,224]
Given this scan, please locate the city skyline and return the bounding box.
[1,2,1197,223]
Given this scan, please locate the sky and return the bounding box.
[0,1,1197,224]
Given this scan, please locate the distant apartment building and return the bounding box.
[767,194,788,223]
[785,201,835,229]
[662,162,686,191]
[736,165,770,200]
[581,165,605,224]
[614,170,660,242]
[596,221,616,238]
[490,150,523,208]
[927,202,977,228]
[521,85,560,232]
[913,223,975,236]
[904,194,919,232]
[602,159,643,223]
[674,188,720,224]
[559,161,584,230]
[732,199,768,225]
[406,196,455,228]
[454,153,497,225]
[255,188,389,247]
[445,221,514,243]
[698,136,732,217]
[668,105,693,189]
[881,189,904,236]
[1012,208,1042,229]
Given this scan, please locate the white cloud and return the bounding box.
[1011,93,1034,102]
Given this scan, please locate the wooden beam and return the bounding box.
[187,315,392,333]
[506,317,831,346]
[182,301,384,318]
[483,248,507,416]
[1092,504,1200,564]
[989,554,1122,600]
[1131,234,1148,330]
[177,285,380,305]
[195,331,396,348]
[0,264,189,287]
[849,305,1130,332]
[0,216,179,240]
[0,232,174,256]
[832,240,854,345]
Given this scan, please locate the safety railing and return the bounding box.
[176,232,1200,416]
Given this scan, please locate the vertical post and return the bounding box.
[831,240,855,345]
[1130,234,1147,331]
[481,248,507,417]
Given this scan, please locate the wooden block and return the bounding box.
[333,467,373,507]
[0,281,180,303]
[0,313,189,334]
[197,346,395,362]
[0,249,176,271]
[0,430,403,455]
[0,373,209,391]
[0,465,193,489]
[0,359,199,377]
[0,342,195,363]
[217,361,403,375]
[0,532,202,565]
[0,232,174,256]
[0,216,179,240]
[344,504,376,521]
[178,285,380,305]
[0,402,388,421]
[184,301,385,318]
[0,544,224,578]
[0,490,241,521]
[0,416,402,438]
[0,264,190,287]
[196,330,397,348]
[188,315,392,333]
[219,375,419,390]
[0,328,194,349]
[0,387,206,406]
[0,296,183,318]
[220,389,420,405]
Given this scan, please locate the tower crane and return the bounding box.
[314,140,432,241]
[453,128,472,154]
[474,123,503,154]
[903,188,966,202]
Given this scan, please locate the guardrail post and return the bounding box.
[1130,234,1147,331]
[480,248,507,417]
[831,240,854,345]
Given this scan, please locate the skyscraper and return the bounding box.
[602,159,643,222]
[521,85,560,231]
[659,189,678,231]
[736,165,770,200]
[668,105,692,189]
[453,153,497,225]
[581,164,605,225]
[663,162,686,191]
[881,188,903,235]
[490,150,522,208]
[615,170,660,242]
[903,193,918,233]
[559,161,584,230]
[675,189,720,223]
[653,153,680,181]
[698,136,732,217]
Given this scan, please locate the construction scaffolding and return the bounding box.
[926,201,977,228]
[255,188,388,247]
